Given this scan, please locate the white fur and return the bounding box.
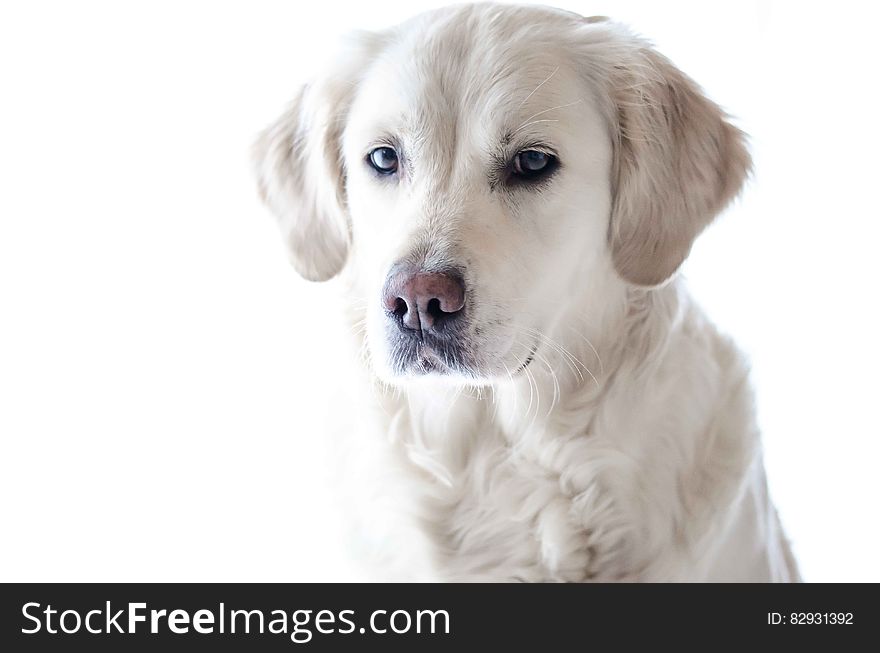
[254,3,798,582]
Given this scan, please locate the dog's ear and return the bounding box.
[252,33,384,281]
[606,42,751,286]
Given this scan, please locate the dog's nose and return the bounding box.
[383,268,465,334]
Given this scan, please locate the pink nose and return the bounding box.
[383,269,466,334]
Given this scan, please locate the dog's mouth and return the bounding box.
[386,332,540,380]
[514,342,539,375]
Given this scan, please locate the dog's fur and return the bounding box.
[253,3,799,581]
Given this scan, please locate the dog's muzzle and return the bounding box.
[381,263,470,374]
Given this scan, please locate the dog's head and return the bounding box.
[254,4,749,384]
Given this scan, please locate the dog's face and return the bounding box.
[344,46,614,382]
[254,5,750,385]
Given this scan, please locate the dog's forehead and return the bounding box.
[351,13,584,145]
[354,58,579,150]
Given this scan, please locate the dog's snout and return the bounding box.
[383,268,465,334]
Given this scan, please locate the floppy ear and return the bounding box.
[607,43,751,286]
[252,33,384,281]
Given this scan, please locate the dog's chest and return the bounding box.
[385,405,630,582]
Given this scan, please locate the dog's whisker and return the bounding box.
[564,325,606,376]
[533,349,560,416]
[517,65,559,109]
[514,98,584,132]
[508,118,560,137]
[522,326,602,390]
[524,364,542,432]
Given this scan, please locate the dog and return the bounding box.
[253,3,799,581]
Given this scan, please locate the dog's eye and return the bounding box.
[367,147,399,175]
[512,150,557,179]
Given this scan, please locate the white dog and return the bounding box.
[253,3,799,581]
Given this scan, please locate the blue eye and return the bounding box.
[367,146,399,174]
[513,150,557,178]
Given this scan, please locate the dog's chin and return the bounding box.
[401,346,454,376]
[382,341,472,381]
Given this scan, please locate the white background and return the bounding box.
[1,0,878,582]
